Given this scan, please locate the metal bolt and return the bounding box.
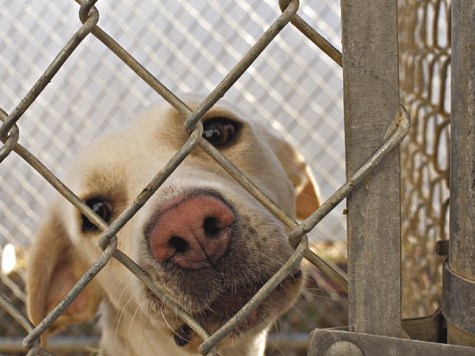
[324,341,364,356]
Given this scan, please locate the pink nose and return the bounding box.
[148,195,234,269]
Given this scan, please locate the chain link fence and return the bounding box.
[1,0,347,354]
[398,0,451,318]
[0,0,455,354]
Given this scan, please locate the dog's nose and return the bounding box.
[148,195,234,269]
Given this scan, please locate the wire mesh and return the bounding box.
[0,1,346,247]
[1,0,347,353]
[398,0,451,318]
[0,0,451,353]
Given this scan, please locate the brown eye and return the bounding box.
[202,118,239,147]
[82,198,113,233]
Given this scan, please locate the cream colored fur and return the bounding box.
[27,101,320,355]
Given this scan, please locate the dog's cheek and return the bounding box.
[237,209,293,258]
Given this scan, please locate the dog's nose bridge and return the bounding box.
[148,195,234,269]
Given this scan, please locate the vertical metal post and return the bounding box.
[443,0,475,347]
[341,0,401,337]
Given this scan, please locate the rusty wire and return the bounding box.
[398,0,451,318]
[0,0,411,354]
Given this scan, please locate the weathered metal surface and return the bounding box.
[308,329,475,356]
[401,309,446,343]
[340,0,401,337]
[446,0,475,347]
[442,263,475,346]
[442,263,475,335]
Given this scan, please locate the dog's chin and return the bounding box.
[142,268,303,351]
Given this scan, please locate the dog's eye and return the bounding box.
[82,198,113,233]
[202,118,238,147]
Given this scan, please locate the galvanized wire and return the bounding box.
[0,0,411,354]
[398,0,451,318]
[0,7,99,141]
[0,106,214,352]
[0,292,34,333]
[279,0,342,66]
[0,103,410,355]
[23,237,118,349]
[183,0,299,133]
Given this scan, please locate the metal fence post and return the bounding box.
[442,0,475,347]
[341,0,401,337]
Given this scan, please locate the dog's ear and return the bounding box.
[27,205,101,344]
[269,135,321,220]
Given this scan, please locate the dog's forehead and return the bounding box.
[66,102,280,194]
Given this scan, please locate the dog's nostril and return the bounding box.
[203,217,220,237]
[170,236,188,253]
[149,195,234,269]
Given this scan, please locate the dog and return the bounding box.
[27,100,320,356]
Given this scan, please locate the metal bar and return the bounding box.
[278,0,342,67]
[445,0,475,346]
[291,106,410,295]
[340,0,401,337]
[308,329,475,356]
[0,293,34,334]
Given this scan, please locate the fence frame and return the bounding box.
[442,0,475,347]
[341,0,402,338]
[308,0,475,354]
[0,0,474,355]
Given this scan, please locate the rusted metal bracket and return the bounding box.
[401,309,446,343]
[308,329,475,356]
[446,0,475,347]
[442,262,475,344]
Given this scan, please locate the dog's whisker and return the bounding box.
[127,298,142,337]
[142,328,161,356]
[26,100,319,355]
[113,286,139,352]
[159,296,184,338]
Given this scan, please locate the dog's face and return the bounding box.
[27,102,320,355]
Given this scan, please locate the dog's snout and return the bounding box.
[148,195,234,269]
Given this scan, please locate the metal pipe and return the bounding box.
[341,0,402,338]
[444,0,475,346]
